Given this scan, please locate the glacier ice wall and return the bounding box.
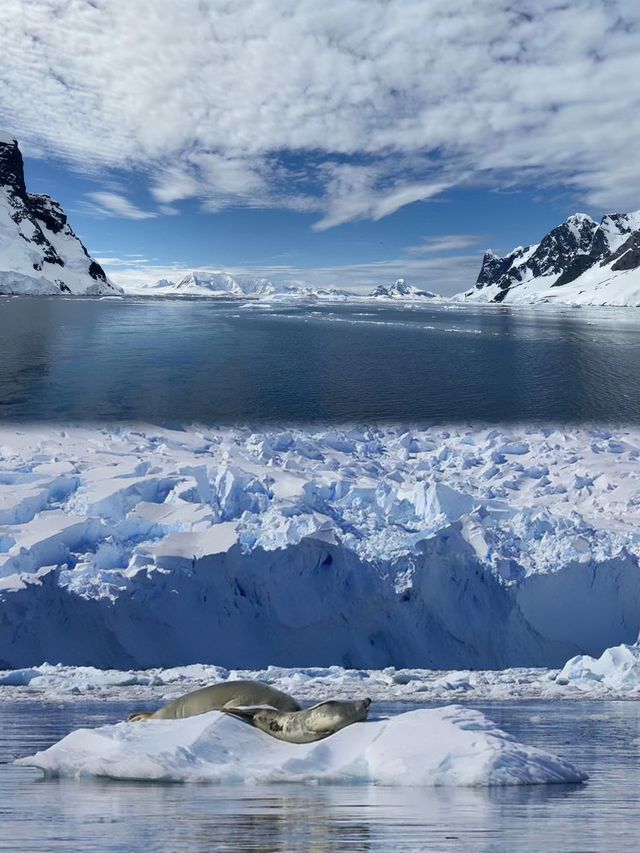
[0,424,638,669]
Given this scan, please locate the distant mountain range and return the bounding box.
[140,274,440,301]
[459,210,640,306]
[0,135,121,296]
[147,272,278,297]
[141,272,354,299]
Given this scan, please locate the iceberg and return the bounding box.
[555,643,640,694]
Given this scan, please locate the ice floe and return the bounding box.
[2,643,639,704]
[17,705,586,786]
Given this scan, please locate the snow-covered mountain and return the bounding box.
[146,272,277,297]
[0,134,120,296]
[141,273,353,300]
[135,273,435,302]
[370,278,438,299]
[460,210,640,306]
[273,284,353,300]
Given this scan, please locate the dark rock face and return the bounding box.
[0,137,27,196]
[553,253,597,287]
[27,193,67,233]
[610,232,640,272]
[87,260,108,282]
[0,137,115,294]
[476,250,525,289]
[471,211,640,301]
[525,218,598,279]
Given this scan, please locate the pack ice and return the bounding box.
[17,704,585,786]
[0,424,639,670]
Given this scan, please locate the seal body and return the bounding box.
[128,680,301,722]
[225,698,372,743]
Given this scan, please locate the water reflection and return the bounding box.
[1,297,640,422]
[1,700,638,851]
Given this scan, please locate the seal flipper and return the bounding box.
[220,703,278,722]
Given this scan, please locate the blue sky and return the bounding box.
[2,1,639,294]
[23,152,583,294]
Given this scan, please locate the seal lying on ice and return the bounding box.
[223,698,372,743]
[127,680,301,722]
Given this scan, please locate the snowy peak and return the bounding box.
[370,278,437,299]
[275,284,352,299]
[0,137,121,296]
[598,210,640,254]
[153,272,277,297]
[144,274,353,300]
[175,272,245,295]
[463,208,640,306]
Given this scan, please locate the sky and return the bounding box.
[1,0,639,295]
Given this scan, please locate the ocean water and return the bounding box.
[2,297,640,422]
[1,699,639,852]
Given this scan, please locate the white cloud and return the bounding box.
[150,168,201,204]
[313,164,452,230]
[406,235,482,255]
[85,192,158,220]
[1,0,639,224]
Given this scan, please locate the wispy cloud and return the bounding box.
[1,1,639,223]
[85,192,158,220]
[314,170,453,231]
[405,235,483,255]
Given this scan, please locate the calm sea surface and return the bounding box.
[1,297,640,422]
[0,699,639,852]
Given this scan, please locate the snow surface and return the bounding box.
[0,424,639,671]
[17,705,585,786]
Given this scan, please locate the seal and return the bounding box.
[127,680,301,722]
[224,697,372,743]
